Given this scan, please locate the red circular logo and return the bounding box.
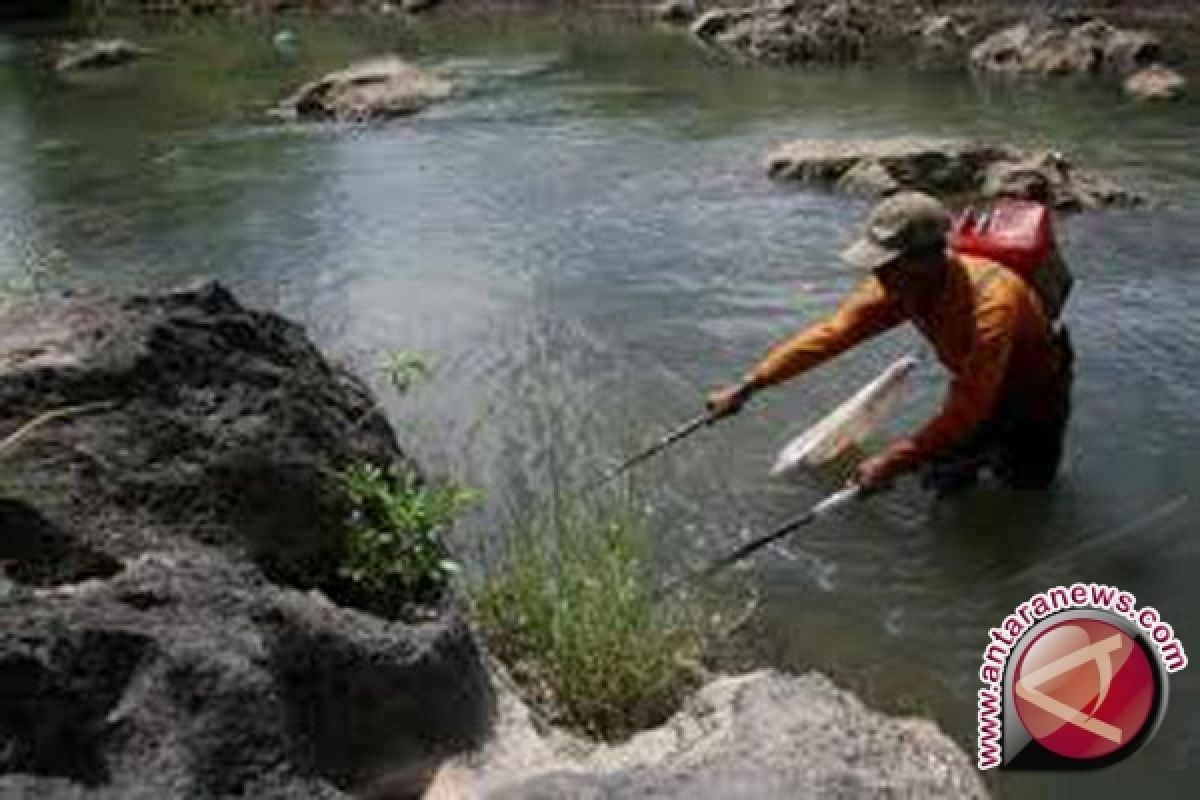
[1013,618,1157,761]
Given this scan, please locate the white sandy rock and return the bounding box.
[452,668,988,799]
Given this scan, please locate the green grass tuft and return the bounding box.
[473,496,703,740]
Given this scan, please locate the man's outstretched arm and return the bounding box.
[708,277,904,416]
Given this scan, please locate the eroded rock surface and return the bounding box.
[278,57,454,122]
[765,137,1141,210]
[969,19,1163,79]
[0,283,491,799]
[690,0,905,67]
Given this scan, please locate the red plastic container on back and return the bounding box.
[950,199,1054,280]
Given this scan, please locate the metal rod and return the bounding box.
[587,410,717,491]
[655,485,862,600]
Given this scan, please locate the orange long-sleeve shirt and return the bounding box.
[749,254,1062,469]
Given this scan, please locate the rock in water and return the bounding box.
[278,57,454,122]
[0,283,492,799]
[970,18,1164,80]
[765,137,1142,210]
[55,39,149,72]
[1125,64,1187,101]
[767,138,1017,195]
[686,0,921,67]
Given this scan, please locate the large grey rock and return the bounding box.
[766,137,1017,195]
[0,550,491,799]
[278,57,454,122]
[970,18,1163,80]
[0,283,493,798]
[691,0,905,67]
[451,669,987,799]
[735,0,871,66]
[1124,64,1186,101]
[55,39,150,72]
[0,282,405,590]
[765,137,1141,210]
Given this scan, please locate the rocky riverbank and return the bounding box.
[0,283,492,798]
[0,284,986,798]
[676,1,1188,99]
[444,666,988,798]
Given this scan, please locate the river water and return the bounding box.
[2,13,1198,798]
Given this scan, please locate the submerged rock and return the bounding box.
[0,283,492,798]
[1124,64,1187,101]
[55,39,149,72]
[452,668,988,799]
[278,57,454,122]
[765,137,1142,210]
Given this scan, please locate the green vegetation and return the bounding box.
[473,495,704,740]
[378,350,431,395]
[337,462,478,610]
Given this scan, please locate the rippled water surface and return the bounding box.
[2,14,1199,797]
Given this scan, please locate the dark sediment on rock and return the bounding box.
[0,283,492,799]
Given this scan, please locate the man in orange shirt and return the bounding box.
[707,191,1073,494]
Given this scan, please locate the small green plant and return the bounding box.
[338,462,478,608]
[378,350,431,395]
[474,496,703,740]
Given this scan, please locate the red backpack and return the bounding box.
[950,199,1073,320]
